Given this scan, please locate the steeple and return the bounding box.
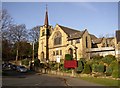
[44,4,49,27]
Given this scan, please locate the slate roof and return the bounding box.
[90,34,98,40]
[58,25,86,40]
[92,38,103,44]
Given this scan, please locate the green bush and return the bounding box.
[21,59,29,66]
[76,60,84,73]
[97,63,105,73]
[109,60,120,73]
[64,68,72,73]
[65,54,73,60]
[59,63,64,71]
[92,55,103,61]
[102,55,116,65]
[112,70,120,78]
[92,63,98,72]
[109,60,120,78]
[106,66,113,76]
[82,63,92,74]
[49,62,57,70]
[79,58,86,64]
[34,59,40,67]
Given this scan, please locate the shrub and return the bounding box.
[109,60,120,73]
[59,63,64,71]
[110,60,120,78]
[102,55,116,65]
[92,55,103,61]
[79,58,86,64]
[106,66,112,76]
[86,60,93,67]
[112,70,120,78]
[21,59,29,66]
[82,63,92,74]
[64,68,72,73]
[97,63,105,73]
[76,60,84,73]
[39,63,46,68]
[34,59,40,67]
[49,62,57,70]
[65,54,73,60]
[92,61,99,72]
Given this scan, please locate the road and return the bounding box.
[3,74,66,86]
[2,70,105,87]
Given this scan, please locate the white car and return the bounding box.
[16,66,28,72]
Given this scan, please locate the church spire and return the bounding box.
[44,4,49,27]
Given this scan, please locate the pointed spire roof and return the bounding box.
[44,4,49,27]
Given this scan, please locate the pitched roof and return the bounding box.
[93,38,103,44]
[58,25,85,40]
[90,34,98,40]
[58,25,80,35]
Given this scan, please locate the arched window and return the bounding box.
[86,36,88,48]
[54,31,62,45]
[41,52,44,61]
[68,48,73,58]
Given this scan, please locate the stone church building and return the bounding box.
[38,8,120,62]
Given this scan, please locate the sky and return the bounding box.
[2,2,118,37]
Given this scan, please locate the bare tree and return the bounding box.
[29,26,40,42]
[1,9,13,40]
[9,24,28,61]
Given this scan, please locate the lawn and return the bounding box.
[79,76,120,87]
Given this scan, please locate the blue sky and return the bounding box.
[2,2,118,37]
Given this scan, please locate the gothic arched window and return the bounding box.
[54,31,62,45]
[86,36,88,48]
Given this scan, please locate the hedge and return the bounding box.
[21,59,29,66]
[76,60,84,73]
[65,54,73,60]
[92,55,103,61]
[97,63,105,73]
[112,70,120,78]
[34,59,40,67]
[102,55,116,65]
[106,66,113,76]
[82,63,92,74]
[92,64,98,72]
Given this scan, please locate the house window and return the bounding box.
[53,51,55,56]
[76,39,80,43]
[71,40,73,45]
[60,50,62,55]
[46,29,50,36]
[54,31,62,45]
[86,36,88,48]
[42,30,45,36]
[56,50,59,55]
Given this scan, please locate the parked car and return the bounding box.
[11,65,17,70]
[2,63,13,70]
[7,63,13,69]
[16,66,28,72]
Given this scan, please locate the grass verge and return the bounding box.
[79,76,120,87]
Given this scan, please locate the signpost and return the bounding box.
[56,56,60,71]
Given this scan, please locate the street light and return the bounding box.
[30,41,35,62]
[32,41,35,63]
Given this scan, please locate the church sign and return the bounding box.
[64,60,77,68]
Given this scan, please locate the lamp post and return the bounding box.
[32,41,35,62]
